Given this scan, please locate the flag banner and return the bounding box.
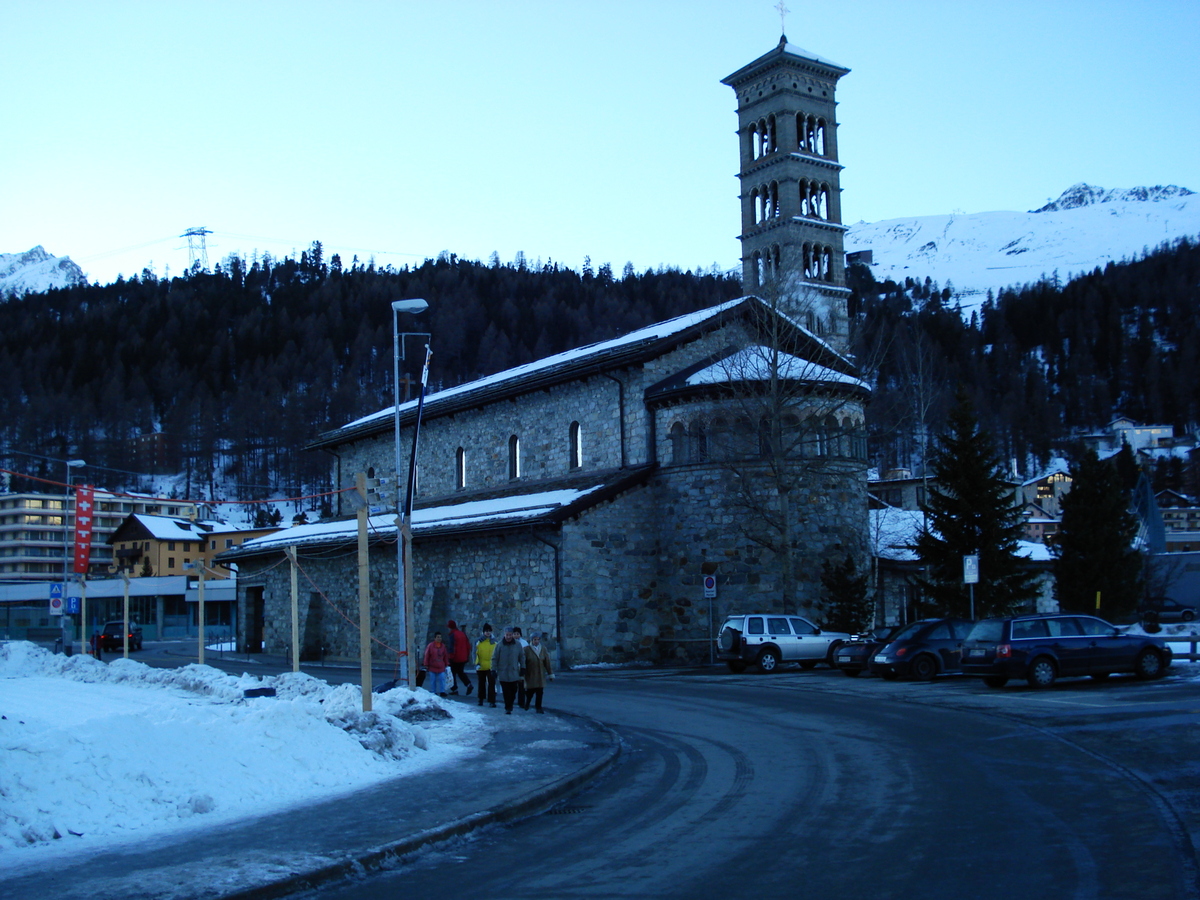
[72,485,95,575]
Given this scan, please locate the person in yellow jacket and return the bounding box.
[474,623,498,708]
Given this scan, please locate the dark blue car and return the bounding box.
[868,617,974,681]
[961,613,1171,688]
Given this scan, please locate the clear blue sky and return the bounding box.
[4,0,1197,285]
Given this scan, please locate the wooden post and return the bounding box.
[80,578,88,656]
[357,474,372,711]
[197,562,206,666]
[122,573,131,658]
[287,546,300,673]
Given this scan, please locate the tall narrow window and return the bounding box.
[569,422,582,470]
[669,422,687,464]
[455,447,466,490]
[508,435,521,480]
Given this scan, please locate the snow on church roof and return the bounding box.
[313,296,859,450]
[684,345,870,391]
[222,482,625,558]
[311,298,754,447]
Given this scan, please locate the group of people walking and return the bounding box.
[422,620,554,714]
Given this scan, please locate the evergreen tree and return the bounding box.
[817,553,873,633]
[1052,449,1143,618]
[913,395,1040,617]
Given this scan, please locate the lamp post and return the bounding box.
[63,458,86,653]
[392,298,429,686]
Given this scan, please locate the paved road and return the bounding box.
[308,665,1200,900]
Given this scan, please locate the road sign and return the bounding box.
[703,575,717,599]
[66,596,81,615]
[49,596,64,616]
[963,555,979,584]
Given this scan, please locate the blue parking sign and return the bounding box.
[65,596,81,614]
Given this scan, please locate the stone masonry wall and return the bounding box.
[331,322,754,515]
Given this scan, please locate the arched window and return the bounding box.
[781,414,801,456]
[455,447,466,490]
[825,416,840,455]
[669,422,687,464]
[692,420,709,463]
[569,421,582,470]
[508,435,521,480]
[709,417,730,460]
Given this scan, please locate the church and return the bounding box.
[222,35,868,668]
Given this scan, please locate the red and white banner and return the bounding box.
[72,485,95,575]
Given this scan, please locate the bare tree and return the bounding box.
[698,283,871,612]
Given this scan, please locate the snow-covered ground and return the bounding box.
[0,642,488,860]
[3,634,1197,868]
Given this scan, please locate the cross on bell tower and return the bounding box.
[722,34,851,349]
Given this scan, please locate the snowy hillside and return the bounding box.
[845,184,1200,314]
[0,246,86,297]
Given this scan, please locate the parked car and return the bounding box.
[99,620,143,652]
[833,626,900,677]
[1140,596,1197,624]
[960,613,1171,688]
[716,614,852,673]
[869,617,974,681]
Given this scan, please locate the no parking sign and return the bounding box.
[703,575,717,598]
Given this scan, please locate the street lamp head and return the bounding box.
[391,298,428,315]
[67,459,86,468]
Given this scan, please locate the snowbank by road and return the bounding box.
[0,642,487,859]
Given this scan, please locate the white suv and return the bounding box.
[716,614,851,673]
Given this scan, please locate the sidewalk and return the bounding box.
[0,695,620,900]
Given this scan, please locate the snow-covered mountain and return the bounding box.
[0,246,86,297]
[844,184,1200,314]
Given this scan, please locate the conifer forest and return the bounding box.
[1,238,1197,507]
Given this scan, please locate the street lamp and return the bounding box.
[392,298,430,685]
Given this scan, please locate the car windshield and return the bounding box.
[966,619,1004,642]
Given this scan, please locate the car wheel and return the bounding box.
[718,628,739,652]
[1183,610,1196,623]
[826,641,845,667]
[726,660,747,674]
[1026,657,1057,688]
[757,648,780,673]
[912,654,938,681]
[983,675,1009,689]
[1134,648,1163,680]
[842,668,861,677]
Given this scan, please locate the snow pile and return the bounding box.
[0,642,487,856]
[845,184,1200,314]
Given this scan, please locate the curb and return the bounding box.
[218,711,621,900]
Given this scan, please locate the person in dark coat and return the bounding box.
[492,627,524,714]
[522,631,553,712]
[446,619,472,696]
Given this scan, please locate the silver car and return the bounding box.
[716,614,852,673]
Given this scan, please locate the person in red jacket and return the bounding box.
[446,619,473,697]
[422,632,450,697]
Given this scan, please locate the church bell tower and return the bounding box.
[722,35,850,347]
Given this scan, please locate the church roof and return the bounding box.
[218,467,655,560]
[721,35,849,87]
[308,295,857,451]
